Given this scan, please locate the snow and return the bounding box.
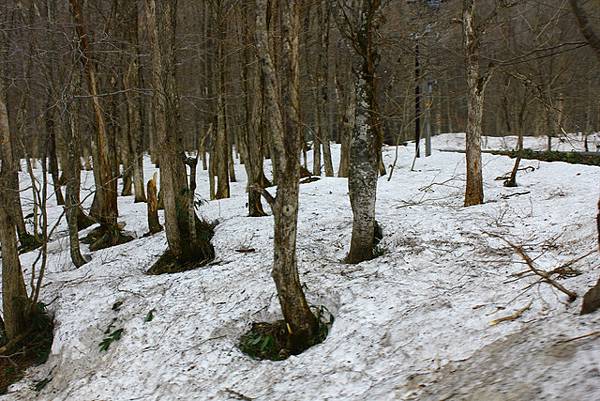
[2,133,599,401]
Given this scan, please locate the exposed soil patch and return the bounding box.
[81,225,134,251]
[146,219,216,275]
[0,305,54,395]
[239,306,333,361]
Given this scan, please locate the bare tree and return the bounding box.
[145,0,214,268]
[255,0,318,350]
[338,0,384,264]
[462,0,491,206]
[69,0,128,249]
[569,0,600,63]
[0,79,30,345]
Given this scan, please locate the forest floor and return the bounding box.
[1,133,599,401]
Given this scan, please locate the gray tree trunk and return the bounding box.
[462,0,487,207]
[256,0,317,350]
[346,0,382,264]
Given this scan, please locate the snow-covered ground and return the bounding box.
[2,134,600,401]
[436,132,600,153]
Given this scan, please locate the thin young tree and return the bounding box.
[241,3,267,217]
[123,0,146,203]
[255,0,318,350]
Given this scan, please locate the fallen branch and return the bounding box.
[225,388,254,401]
[489,300,533,325]
[485,232,577,302]
[556,331,600,344]
[500,191,530,199]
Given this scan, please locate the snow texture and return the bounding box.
[1,133,599,401]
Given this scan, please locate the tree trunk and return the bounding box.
[0,84,29,244]
[0,86,30,343]
[256,0,317,350]
[346,0,382,264]
[126,21,147,204]
[45,100,65,206]
[69,0,119,234]
[215,9,230,199]
[317,2,334,177]
[64,100,89,268]
[338,77,355,178]
[570,0,600,63]
[145,0,212,263]
[463,0,486,207]
[241,5,267,217]
[147,172,162,234]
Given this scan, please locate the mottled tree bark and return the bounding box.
[462,0,488,207]
[0,79,29,245]
[346,0,382,264]
[256,0,317,350]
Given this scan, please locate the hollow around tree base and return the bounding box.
[146,246,215,275]
[239,306,333,361]
[82,225,134,251]
[0,303,54,395]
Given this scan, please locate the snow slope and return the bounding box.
[2,134,599,401]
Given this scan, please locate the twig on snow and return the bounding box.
[555,331,600,344]
[489,300,533,325]
[485,232,578,302]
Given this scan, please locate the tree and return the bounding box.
[145,0,214,268]
[462,0,490,207]
[240,3,267,217]
[339,0,384,264]
[0,78,30,345]
[123,0,146,203]
[255,0,318,350]
[69,0,128,249]
[569,0,600,63]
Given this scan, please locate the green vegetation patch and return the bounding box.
[239,305,334,361]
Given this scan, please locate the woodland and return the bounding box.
[0,0,599,400]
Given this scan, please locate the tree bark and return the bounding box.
[45,99,65,206]
[215,5,230,199]
[0,85,30,343]
[145,0,212,263]
[256,0,317,350]
[570,0,600,63]
[241,4,267,217]
[69,0,119,232]
[147,173,162,234]
[346,0,382,264]
[462,0,486,207]
[64,107,88,268]
[317,2,334,177]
